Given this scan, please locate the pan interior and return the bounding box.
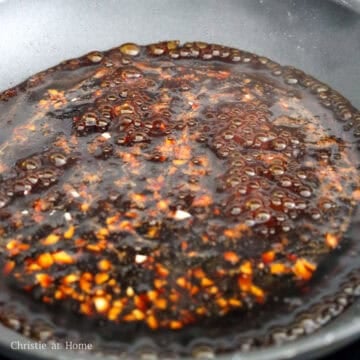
[0,41,360,358]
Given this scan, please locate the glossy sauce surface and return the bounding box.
[0,42,359,350]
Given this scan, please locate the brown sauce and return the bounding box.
[0,41,360,355]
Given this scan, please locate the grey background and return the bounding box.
[0,0,359,109]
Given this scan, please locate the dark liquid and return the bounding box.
[0,41,359,356]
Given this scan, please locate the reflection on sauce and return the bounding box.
[0,41,359,338]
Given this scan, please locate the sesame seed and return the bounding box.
[135,254,148,263]
[101,132,111,139]
[64,212,72,221]
[70,190,80,198]
[174,210,192,220]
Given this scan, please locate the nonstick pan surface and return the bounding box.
[0,1,359,359]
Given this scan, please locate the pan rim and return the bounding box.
[0,299,358,360]
[0,1,359,359]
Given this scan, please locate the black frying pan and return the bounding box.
[0,1,359,359]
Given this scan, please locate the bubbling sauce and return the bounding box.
[0,41,360,352]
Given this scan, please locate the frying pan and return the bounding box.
[0,0,359,359]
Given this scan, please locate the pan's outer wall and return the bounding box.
[0,301,359,360]
[0,0,359,360]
